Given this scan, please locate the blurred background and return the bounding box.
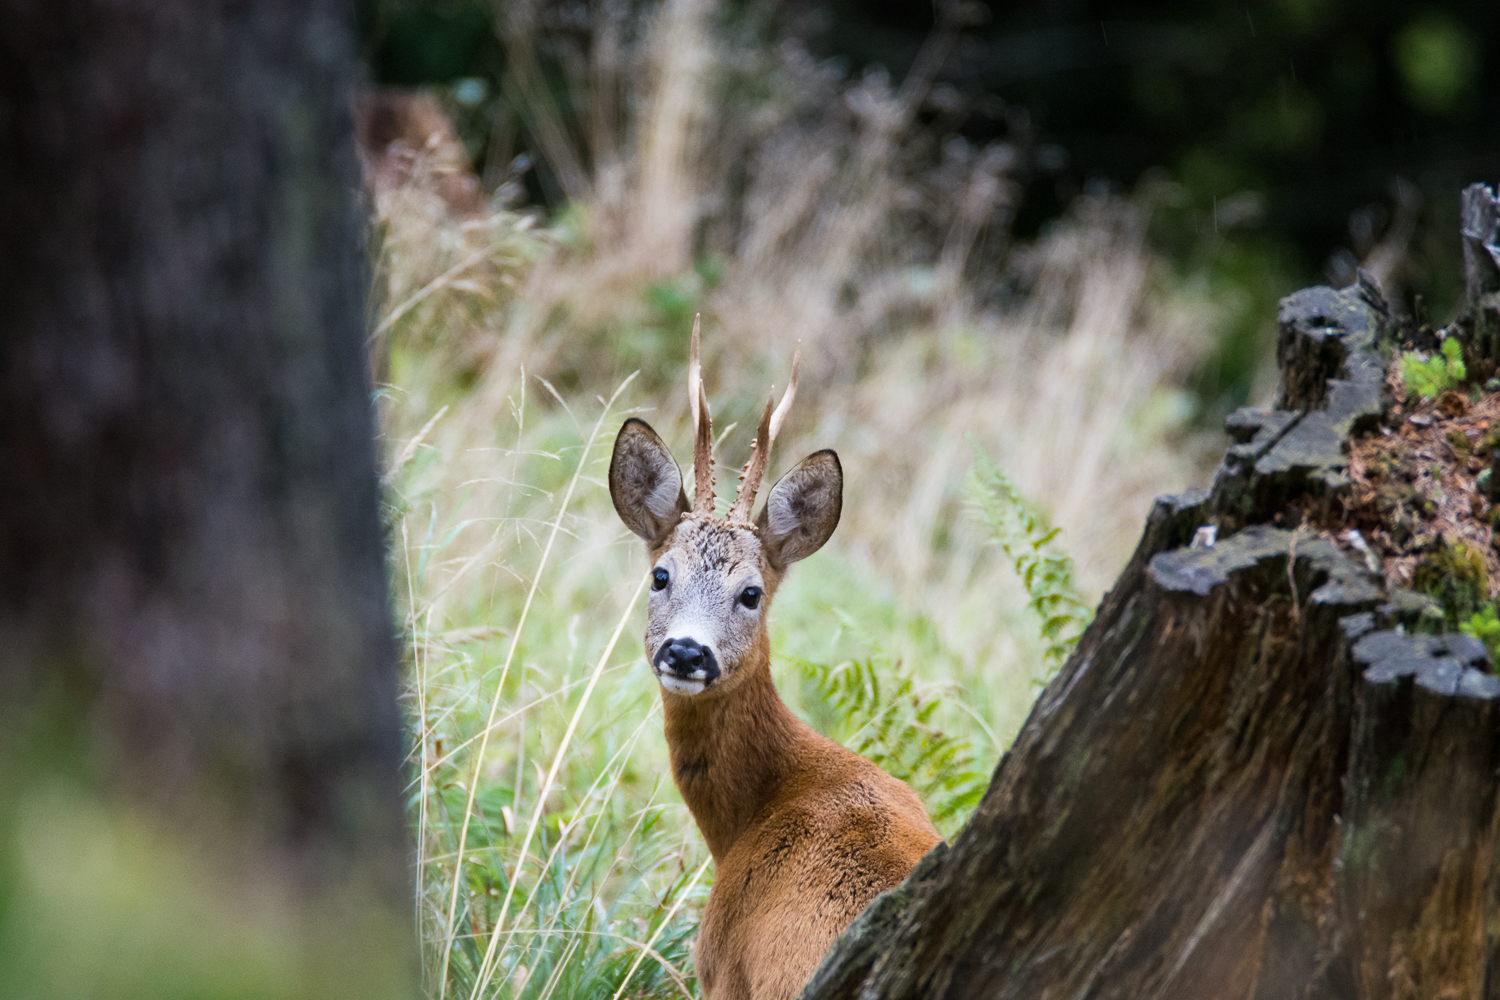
[363,0,1500,410]
[359,1,1500,995]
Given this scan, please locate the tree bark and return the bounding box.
[0,0,411,992]
[804,189,1500,1000]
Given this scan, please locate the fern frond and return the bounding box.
[796,657,989,837]
[968,443,1092,682]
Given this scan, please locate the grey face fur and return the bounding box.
[645,518,768,696]
[609,418,842,697]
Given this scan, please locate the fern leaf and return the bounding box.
[968,443,1093,683]
[796,655,991,837]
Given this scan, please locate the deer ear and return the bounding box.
[610,419,689,545]
[756,450,842,567]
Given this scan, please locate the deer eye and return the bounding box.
[652,568,670,591]
[738,586,762,609]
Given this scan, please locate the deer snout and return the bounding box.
[654,637,720,684]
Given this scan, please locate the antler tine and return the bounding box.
[729,343,800,524]
[687,314,702,438]
[690,318,716,516]
[693,381,716,515]
[768,342,799,441]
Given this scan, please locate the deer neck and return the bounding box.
[660,650,806,860]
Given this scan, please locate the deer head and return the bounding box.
[609,318,842,697]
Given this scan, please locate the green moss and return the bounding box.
[1372,439,1416,479]
[1383,753,1408,798]
[1412,539,1490,628]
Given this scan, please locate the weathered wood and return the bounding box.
[1460,184,1500,383]
[805,524,1384,999]
[1339,630,1500,1000]
[804,212,1500,999]
[1463,183,1500,306]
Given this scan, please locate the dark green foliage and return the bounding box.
[969,447,1093,678]
[361,0,497,86]
[797,658,988,834]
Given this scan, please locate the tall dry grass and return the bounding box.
[373,2,1223,995]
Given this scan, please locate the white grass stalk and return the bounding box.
[371,246,493,344]
[502,716,668,994]
[407,522,430,943]
[610,855,713,1000]
[468,568,651,998]
[437,375,636,998]
[535,710,663,936]
[385,404,449,485]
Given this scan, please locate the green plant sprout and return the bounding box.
[1400,337,1466,400]
[1461,603,1500,662]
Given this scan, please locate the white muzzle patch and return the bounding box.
[656,672,709,695]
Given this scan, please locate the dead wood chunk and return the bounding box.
[1209,284,1389,533]
[1091,488,1210,629]
[1274,284,1387,422]
[1437,391,1469,418]
[1341,631,1500,1000]
[1463,183,1500,305]
[1458,185,1500,380]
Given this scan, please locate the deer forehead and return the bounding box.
[662,519,764,578]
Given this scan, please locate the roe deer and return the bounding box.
[608,320,942,1000]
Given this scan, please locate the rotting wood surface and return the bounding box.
[802,184,1500,1000]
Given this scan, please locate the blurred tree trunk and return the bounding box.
[0,1,411,994]
[804,190,1500,1000]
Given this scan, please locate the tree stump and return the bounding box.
[804,185,1500,1000]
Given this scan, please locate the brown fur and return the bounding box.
[643,523,942,1000]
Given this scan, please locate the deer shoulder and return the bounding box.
[609,320,942,1000]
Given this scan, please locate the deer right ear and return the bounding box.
[756,450,842,568]
[610,419,689,546]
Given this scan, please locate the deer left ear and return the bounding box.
[610,419,690,546]
[756,450,842,567]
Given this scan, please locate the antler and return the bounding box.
[728,343,799,525]
[688,314,716,516]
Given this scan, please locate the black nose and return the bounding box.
[654,637,720,682]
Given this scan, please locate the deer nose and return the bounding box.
[655,637,720,682]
